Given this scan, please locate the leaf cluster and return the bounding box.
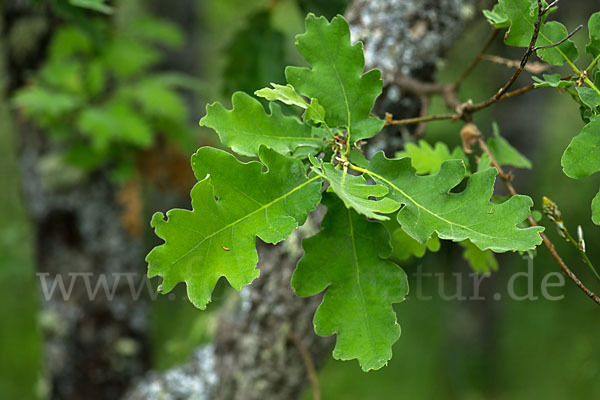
[484,1,600,226]
[13,11,196,181]
[149,14,543,370]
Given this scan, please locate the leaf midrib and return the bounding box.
[347,207,377,355]
[316,22,352,137]
[167,175,321,267]
[361,166,499,241]
[226,128,324,142]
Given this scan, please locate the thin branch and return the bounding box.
[532,24,583,51]
[385,112,458,126]
[414,95,430,138]
[542,196,600,284]
[480,54,550,74]
[466,83,536,113]
[477,137,600,306]
[453,28,499,91]
[542,0,559,14]
[385,83,538,126]
[387,1,547,127]
[288,331,321,400]
[491,0,544,103]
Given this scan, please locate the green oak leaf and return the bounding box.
[561,117,600,225]
[483,4,510,28]
[562,117,600,178]
[312,162,400,220]
[286,14,384,142]
[362,152,544,252]
[499,0,578,66]
[396,140,468,175]
[460,240,498,274]
[254,83,308,109]
[383,219,440,261]
[255,83,326,124]
[486,122,532,169]
[576,87,600,111]
[302,98,326,125]
[587,12,600,58]
[199,91,325,157]
[532,73,573,88]
[593,190,600,225]
[292,194,408,371]
[146,146,322,309]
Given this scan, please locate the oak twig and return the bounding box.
[386,0,571,127]
[385,112,458,126]
[532,24,582,51]
[480,54,550,74]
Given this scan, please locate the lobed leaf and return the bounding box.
[483,4,510,28]
[292,194,408,371]
[147,147,322,308]
[498,0,578,66]
[562,117,600,179]
[561,117,600,225]
[460,240,499,274]
[255,83,309,109]
[199,91,326,157]
[363,153,544,252]
[396,140,468,175]
[486,123,532,169]
[286,14,384,142]
[576,87,600,111]
[593,190,600,225]
[383,219,440,262]
[532,73,573,88]
[587,12,600,58]
[312,162,400,221]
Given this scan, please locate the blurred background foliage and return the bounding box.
[2,0,600,399]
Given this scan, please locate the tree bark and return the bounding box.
[347,0,479,154]
[124,0,479,399]
[3,2,152,399]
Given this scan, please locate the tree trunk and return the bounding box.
[3,2,152,399]
[124,0,478,399]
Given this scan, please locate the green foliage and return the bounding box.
[587,12,600,58]
[593,191,600,225]
[532,73,573,88]
[485,123,532,169]
[385,220,440,262]
[12,13,194,180]
[562,118,600,179]
[286,14,384,142]
[200,92,325,157]
[482,4,510,28]
[396,140,468,175]
[364,153,543,252]
[561,118,600,225]
[223,11,286,96]
[147,147,321,308]
[149,13,547,370]
[576,87,600,112]
[311,160,399,221]
[255,83,310,109]
[69,0,113,14]
[460,240,499,274]
[292,194,408,371]
[494,0,578,66]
